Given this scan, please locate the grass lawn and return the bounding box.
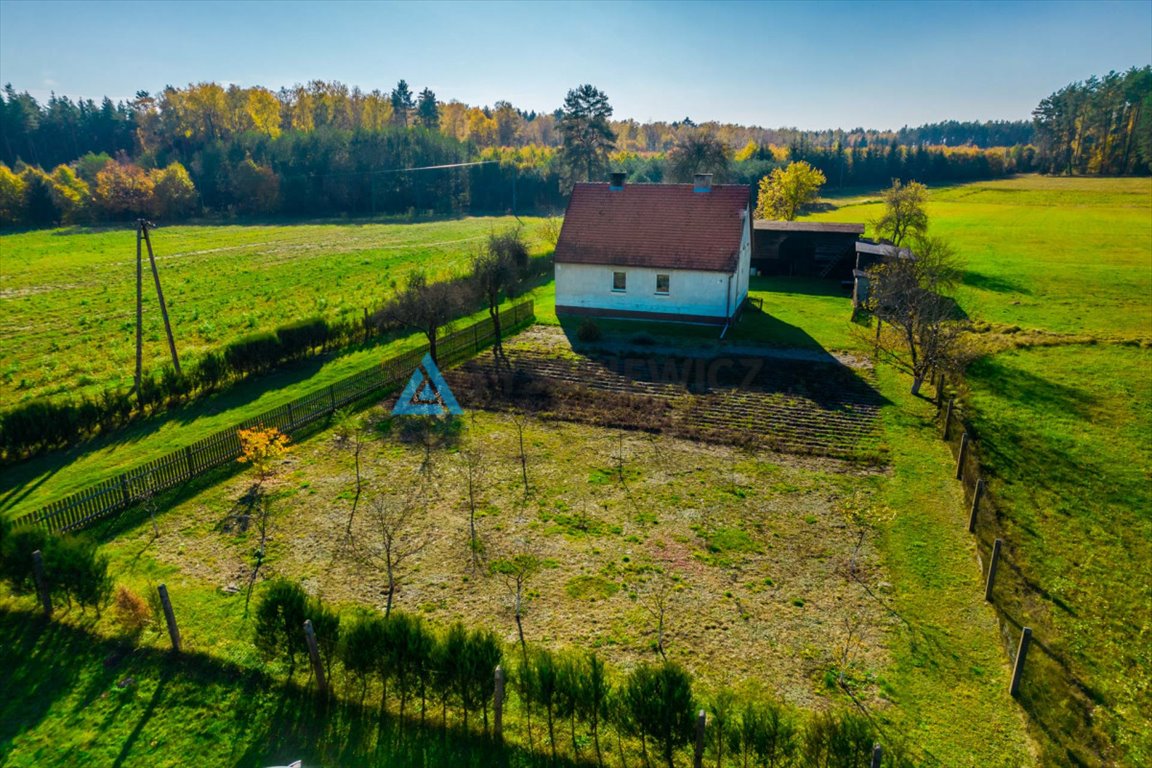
[0,215,552,407]
[810,175,1152,764]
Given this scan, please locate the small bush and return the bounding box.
[255,579,309,671]
[113,585,153,637]
[46,535,112,611]
[577,318,602,343]
[0,524,51,593]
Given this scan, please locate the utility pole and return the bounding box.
[134,219,181,403]
[135,221,144,396]
[141,220,181,375]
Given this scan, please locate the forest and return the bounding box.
[0,66,1148,228]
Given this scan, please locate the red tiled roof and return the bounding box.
[555,183,750,273]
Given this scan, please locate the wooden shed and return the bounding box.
[752,221,865,279]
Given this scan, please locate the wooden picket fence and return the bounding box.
[15,301,534,535]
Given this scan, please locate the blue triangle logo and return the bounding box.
[392,353,463,416]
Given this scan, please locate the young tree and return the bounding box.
[490,547,541,662]
[872,178,929,246]
[254,579,308,674]
[416,87,439,130]
[755,161,826,221]
[866,235,964,395]
[341,611,386,704]
[666,130,732,183]
[363,492,429,618]
[622,662,696,768]
[237,426,290,609]
[459,445,487,568]
[558,84,617,185]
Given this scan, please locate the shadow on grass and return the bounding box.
[0,608,581,768]
[962,271,1032,295]
[750,275,851,298]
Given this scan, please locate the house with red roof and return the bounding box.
[554,173,752,326]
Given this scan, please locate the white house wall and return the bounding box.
[556,263,734,320]
[735,209,751,307]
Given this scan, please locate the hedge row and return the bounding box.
[254,580,919,768]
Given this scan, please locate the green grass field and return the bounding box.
[810,175,1152,765]
[0,216,551,407]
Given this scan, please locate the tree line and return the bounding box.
[1032,66,1152,175]
[2,69,1147,229]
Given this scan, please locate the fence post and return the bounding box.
[304,619,327,696]
[157,583,181,652]
[1010,627,1032,698]
[328,386,336,411]
[184,445,195,477]
[935,373,945,411]
[31,550,51,617]
[287,402,295,427]
[494,665,505,742]
[943,396,955,440]
[968,478,985,533]
[120,475,133,505]
[693,709,706,768]
[956,432,969,480]
[871,743,883,768]
[985,538,1003,602]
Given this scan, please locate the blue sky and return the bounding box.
[1,0,1149,130]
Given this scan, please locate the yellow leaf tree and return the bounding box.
[755,160,826,221]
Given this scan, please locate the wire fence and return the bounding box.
[15,301,535,536]
[937,379,1110,764]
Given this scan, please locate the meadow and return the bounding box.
[2,175,1149,767]
[809,175,1152,765]
[0,215,552,407]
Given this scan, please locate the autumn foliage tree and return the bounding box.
[755,160,826,220]
[872,179,929,246]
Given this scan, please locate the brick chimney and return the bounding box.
[609,172,626,191]
[693,173,713,192]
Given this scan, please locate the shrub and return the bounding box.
[0,524,51,593]
[620,662,696,768]
[276,317,329,360]
[45,534,112,612]
[225,332,284,375]
[802,709,876,767]
[193,351,227,391]
[112,585,153,637]
[254,579,309,672]
[341,611,387,703]
[577,318,602,343]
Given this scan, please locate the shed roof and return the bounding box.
[753,220,865,234]
[555,182,750,273]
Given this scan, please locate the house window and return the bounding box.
[656,274,670,294]
[612,271,627,291]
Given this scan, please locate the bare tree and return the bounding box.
[473,229,527,362]
[865,236,964,395]
[385,271,466,363]
[333,409,368,538]
[510,409,531,496]
[362,493,430,618]
[459,445,487,569]
[638,569,678,661]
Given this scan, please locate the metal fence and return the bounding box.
[15,301,534,535]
